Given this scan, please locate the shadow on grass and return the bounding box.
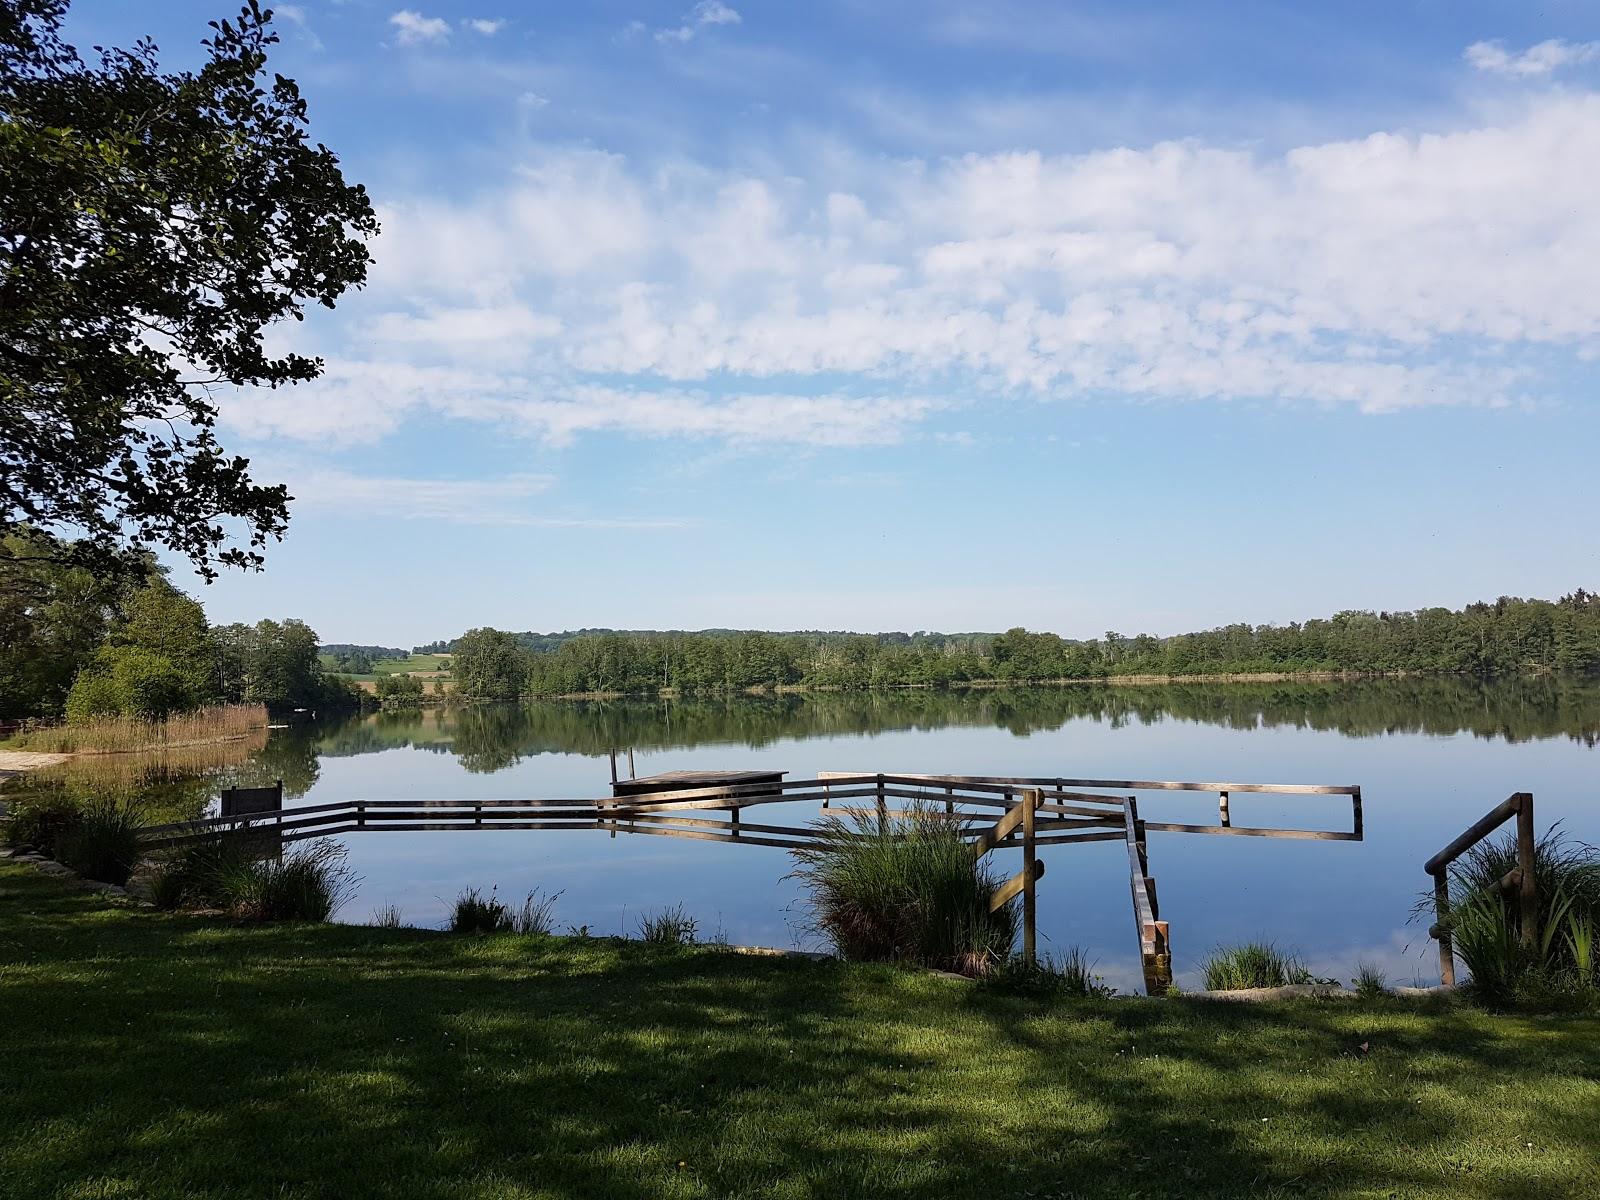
[3,864,1598,1199]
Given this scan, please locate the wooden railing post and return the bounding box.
[1022,788,1038,965]
[1218,789,1230,828]
[875,774,887,836]
[1516,792,1537,950]
[1432,869,1456,987]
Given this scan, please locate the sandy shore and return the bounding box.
[0,750,70,791]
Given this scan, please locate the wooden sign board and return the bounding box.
[220,781,283,818]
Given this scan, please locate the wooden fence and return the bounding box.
[139,770,1361,994]
[1424,791,1537,986]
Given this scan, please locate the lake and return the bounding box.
[20,677,1600,992]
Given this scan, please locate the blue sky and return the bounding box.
[64,1,1600,646]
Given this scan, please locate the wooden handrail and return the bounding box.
[1425,792,1537,986]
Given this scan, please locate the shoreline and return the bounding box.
[526,669,1423,703]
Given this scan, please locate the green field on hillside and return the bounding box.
[319,652,451,681]
[2,863,1598,1199]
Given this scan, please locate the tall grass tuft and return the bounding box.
[372,903,405,928]
[638,902,698,945]
[148,835,259,910]
[55,802,143,885]
[212,841,357,922]
[981,946,1114,997]
[789,801,1017,974]
[1353,960,1389,999]
[1442,825,1600,1006]
[4,704,269,755]
[513,889,561,936]
[450,886,514,933]
[149,836,354,921]
[1201,942,1311,991]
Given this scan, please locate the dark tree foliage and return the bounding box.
[0,1,376,579]
[431,592,1600,699]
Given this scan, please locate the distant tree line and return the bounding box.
[435,592,1600,700]
[1,530,364,721]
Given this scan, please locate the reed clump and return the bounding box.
[450,886,514,933]
[638,902,698,945]
[149,837,355,922]
[1201,942,1312,991]
[789,801,1016,974]
[4,704,270,755]
[55,802,144,886]
[981,946,1115,997]
[448,886,562,934]
[1444,826,1600,1007]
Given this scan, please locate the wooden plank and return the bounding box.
[1424,793,1521,874]
[1139,821,1361,841]
[1031,830,1126,847]
[613,769,786,797]
[841,772,1358,796]
[611,813,824,839]
[969,799,1029,857]
[988,857,1045,912]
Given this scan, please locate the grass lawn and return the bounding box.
[3,863,1598,1199]
[320,653,452,682]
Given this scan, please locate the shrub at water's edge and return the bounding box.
[148,838,356,922]
[212,841,357,922]
[788,801,1016,974]
[54,802,143,886]
[1201,942,1312,991]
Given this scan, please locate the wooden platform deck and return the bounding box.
[611,769,787,799]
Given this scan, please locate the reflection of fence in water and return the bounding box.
[140,771,1363,994]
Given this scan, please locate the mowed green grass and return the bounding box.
[2,863,1598,1200]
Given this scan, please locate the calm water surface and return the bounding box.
[27,679,1600,992]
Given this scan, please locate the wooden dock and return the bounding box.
[611,769,786,799]
[139,769,1362,995]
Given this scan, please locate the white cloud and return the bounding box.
[283,467,683,528]
[656,1,741,44]
[465,18,505,36]
[1466,38,1600,77]
[220,360,941,449]
[240,94,1600,451]
[389,10,451,45]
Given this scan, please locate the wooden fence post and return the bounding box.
[1022,788,1038,965]
[1433,870,1456,986]
[1218,789,1230,828]
[1516,792,1537,950]
[875,774,887,836]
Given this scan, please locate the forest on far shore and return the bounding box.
[406,591,1600,701]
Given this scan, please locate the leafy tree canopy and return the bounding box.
[0,0,376,580]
